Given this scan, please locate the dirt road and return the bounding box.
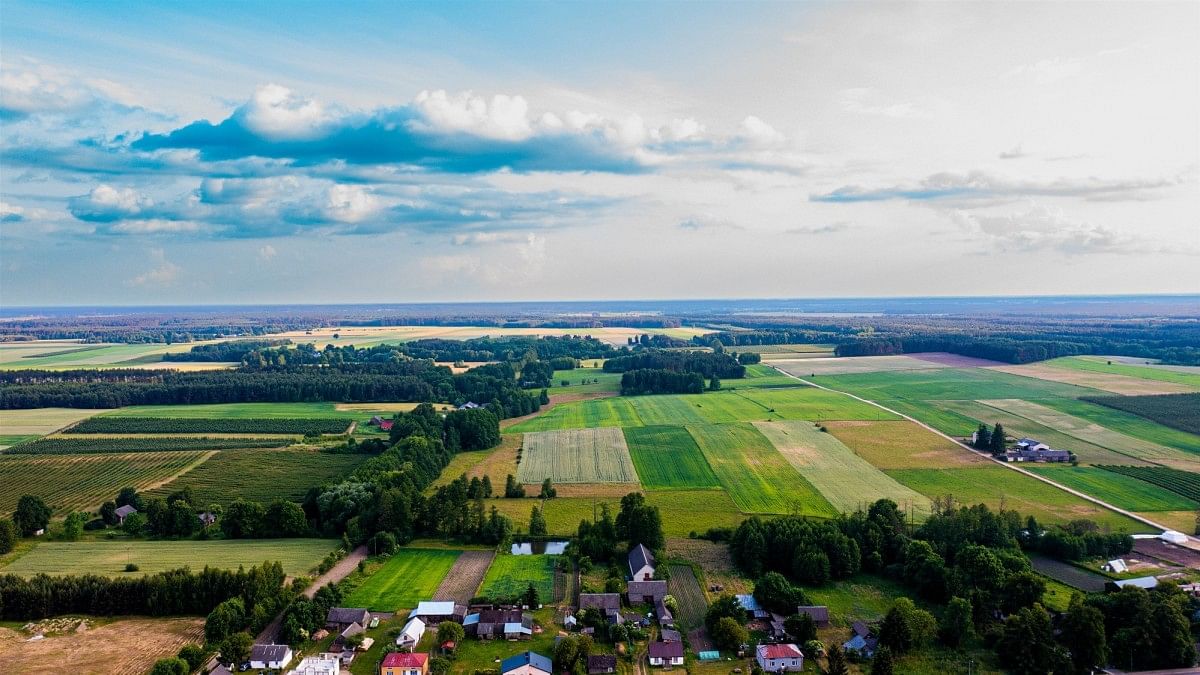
[256,544,369,643]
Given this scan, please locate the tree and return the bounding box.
[263,500,309,537]
[99,501,118,526]
[615,492,664,550]
[13,495,51,536]
[711,616,748,651]
[218,632,253,667]
[529,506,548,536]
[554,634,583,671]
[122,511,147,536]
[61,511,87,541]
[755,572,804,616]
[939,596,973,648]
[436,620,465,646]
[177,644,208,672]
[116,486,143,510]
[205,597,246,644]
[0,520,16,554]
[540,478,557,498]
[429,657,451,675]
[973,423,990,449]
[989,423,1007,454]
[997,604,1070,675]
[481,475,493,497]
[709,374,721,391]
[1000,571,1046,614]
[870,646,895,675]
[504,474,526,498]
[704,594,744,634]
[1060,594,1106,675]
[149,658,189,675]
[784,613,817,643]
[523,582,540,608]
[825,643,850,675]
[878,598,936,654]
[221,499,265,538]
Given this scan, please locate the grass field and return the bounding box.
[506,397,643,432]
[623,425,720,490]
[883,466,1145,530]
[806,574,911,624]
[1096,465,1200,503]
[100,402,366,419]
[819,367,1099,403]
[1042,397,1200,456]
[754,420,931,517]
[1027,466,1199,512]
[429,449,492,489]
[721,364,808,389]
[0,408,111,437]
[517,427,638,484]
[688,423,836,516]
[488,489,746,537]
[146,448,369,505]
[0,451,211,516]
[0,538,336,576]
[825,420,986,469]
[988,362,1195,395]
[343,549,462,610]
[734,387,901,421]
[548,368,622,394]
[478,554,558,601]
[1051,356,1200,389]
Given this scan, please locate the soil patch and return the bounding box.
[0,617,204,675]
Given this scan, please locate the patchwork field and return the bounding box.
[517,427,638,484]
[344,548,462,610]
[0,451,212,516]
[754,420,931,517]
[0,538,336,576]
[1027,466,1199,512]
[623,425,720,490]
[688,423,835,515]
[1095,465,1200,503]
[0,339,235,370]
[1043,397,1200,455]
[824,420,985,469]
[988,362,1195,395]
[818,367,1098,403]
[266,324,710,348]
[145,448,370,505]
[478,554,558,601]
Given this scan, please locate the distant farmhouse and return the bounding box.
[1002,438,1072,463]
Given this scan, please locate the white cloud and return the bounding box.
[948,203,1169,255]
[0,60,140,116]
[0,201,26,222]
[324,184,379,223]
[738,116,785,145]
[258,244,277,260]
[69,184,153,220]
[236,83,332,140]
[411,90,533,140]
[126,248,181,285]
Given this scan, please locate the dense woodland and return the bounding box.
[162,340,289,362]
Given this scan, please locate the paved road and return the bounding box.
[771,367,1178,536]
[256,544,369,643]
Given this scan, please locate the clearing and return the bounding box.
[623,425,720,490]
[0,538,336,577]
[517,427,639,484]
[343,548,461,610]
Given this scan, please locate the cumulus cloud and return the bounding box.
[0,60,140,119]
[738,116,785,146]
[948,204,1188,255]
[126,248,181,286]
[0,201,26,223]
[811,170,1184,203]
[69,184,153,221]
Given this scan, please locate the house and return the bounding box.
[287,653,341,675]
[629,544,656,581]
[396,617,425,651]
[381,652,429,675]
[198,512,217,527]
[795,605,830,627]
[654,597,674,625]
[1103,559,1128,574]
[756,644,804,673]
[1016,438,1050,452]
[369,415,384,426]
[335,621,364,647]
[500,650,552,675]
[843,621,877,658]
[587,654,618,674]
[114,504,138,525]
[379,419,394,432]
[408,601,467,624]
[249,644,293,670]
[660,628,682,643]
[326,608,371,631]
[648,641,685,667]
[627,580,668,604]
[735,594,770,620]
[1003,447,1071,463]
[460,402,483,410]
[1112,576,1160,590]
[464,609,532,640]
[579,593,624,624]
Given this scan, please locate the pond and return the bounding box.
[511,540,568,555]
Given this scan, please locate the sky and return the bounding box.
[1,0,1198,305]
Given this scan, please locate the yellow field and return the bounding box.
[986,363,1194,395]
[824,420,988,469]
[335,402,456,413]
[267,325,709,347]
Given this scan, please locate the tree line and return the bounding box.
[162,340,290,362]
[603,349,746,378]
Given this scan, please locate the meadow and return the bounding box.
[343,548,462,610]
[0,538,335,577]
[623,425,720,490]
[1027,466,1199,512]
[0,451,211,515]
[69,417,352,435]
[1050,356,1200,389]
[478,554,558,601]
[754,420,931,517]
[6,436,287,454]
[687,423,835,516]
[548,367,622,394]
[144,448,370,505]
[734,386,900,421]
[817,367,1098,403]
[517,427,638,484]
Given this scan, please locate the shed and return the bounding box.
[648,641,685,667]
[795,605,830,627]
[248,643,293,670]
[114,505,138,525]
[396,617,425,650]
[587,654,618,674]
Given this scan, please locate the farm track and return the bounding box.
[434,550,495,603]
[258,545,369,644]
[770,367,1177,536]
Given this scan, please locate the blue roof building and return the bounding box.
[501,650,552,675]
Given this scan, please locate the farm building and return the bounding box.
[660,628,682,642]
[198,511,217,527]
[843,621,878,658]
[460,402,483,410]
[627,580,668,604]
[795,605,830,627]
[464,609,533,640]
[1002,438,1071,463]
[1103,559,1128,573]
[1162,530,1189,545]
[756,643,804,672]
[325,607,370,631]
[648,641,685,667]
[396,617,425,651]
[578,593,623,624]
[381,652,428,675]
[736,594,771,620]
[286,653,341,675]
[114,504,138,524]
[334,621,364,647]
[408,601,467,624]
[587,654,618,674]
[629,543,656,580]
[379,419,394,431]
[1112,576,1160,590]
[500,650,552,675]
[249,644,293,670]
[369,416,384,426]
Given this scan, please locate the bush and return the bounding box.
[124,563,140,572]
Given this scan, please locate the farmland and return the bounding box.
[688,422,835,516]
[145,448,370,505]
[666,564,708,630]
[824,420,985,469]
[817,366,1097,403]
[0,538,335,577]
[0,451,211,515]
[771,354,947,376]
[734,386,900,421]
[101,401,364,418]
[0,617,205,675]
[69,416,352,435]
[1027,466,1199,512]
[548,367,621,394]
[754,420,931,517]
[434,550,496,603]
[0,407,110,438]
[1041,397,1200,455]
[487,489,746,537]
[517,427,638,484]
[343,548,462,610]
[624,425,720,490]
[5,436,287,454]
[478,554,558,601]
[1050,356,1200,389]
[988,362,1196,395]
[1081,393,1200,435]
[1096,465,1200,503]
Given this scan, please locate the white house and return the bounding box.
[287,653,341,675]
[648,641,684,667]
[396,617,425,651]
[249,644,293,670]
[756,644,804,672]
[1103,559,1128,574]
[628,544,656,581]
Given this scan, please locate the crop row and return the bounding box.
[6,437,288,455]
[68,417,352,435]
[1097,465,1200,503]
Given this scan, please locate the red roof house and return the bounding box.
[382,651,429,674]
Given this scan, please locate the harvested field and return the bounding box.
[535,483,643,498]
[465,433,522,482]
[1,538,335,577]
[667,564,708,630]
[344,548,461,610]
[1134,511,1197,534]
[0,407,110,437]
[335,402,455,413]
[435,550,496,603]
[1133,538,1200,569]
[517,427,638,484]
[825,420,986,469]
[1028,555,1107,592]
[145,448,369,505]
[665,538,751,595]
[771,355,946,376]
[754,420,931,517]
[987,363,1193,395]
[0,617,205,675]
[906,352,1007,367]
[624,425,720,490]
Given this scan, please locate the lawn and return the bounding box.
[517,427,639,484]
[342,548,462,610]
[478,554,558,601]
[754,420,931,517]
[623,425,720,490]
[1026,466,1199,511]
[0,538,336,577]
[824,420,987,469]
[145,448,369,505]
[688,423,836,516]
[883,466,1146,531]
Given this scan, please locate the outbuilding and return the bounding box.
[249,643,293,670]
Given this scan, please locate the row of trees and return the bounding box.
[603,350,746,378]
[619,368,705,395]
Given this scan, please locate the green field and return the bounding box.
[0,451,210,516]
[478,554,558,601]
[1079,393,1200,436]
[884,466,1145,531]
[548,368,622,394]
[623,425,720,489]
[1042,397,1200,455]
[69,417,351,435]
[343,549,462,610]
[0,538,336,576]
[1096,465,1200,503]
[488,489,746,537]
[6,437,288,455]
[0,341,226,370]
[819,367,1099,403]
[1050,356,1200,389]
[517,427,638,484]
[145,449,370,505]
[688,423,835,516]
[101,402,363,419]
[507,397,643,432]
[1027,466,1199,511]
[721,364,808,389]
[734,387,900,421]
[754,420,931,517]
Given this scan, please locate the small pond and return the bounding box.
[511,540,568,555]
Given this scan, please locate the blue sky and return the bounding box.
[2,1,1197,305]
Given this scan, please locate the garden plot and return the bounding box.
[517,427,639,484]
